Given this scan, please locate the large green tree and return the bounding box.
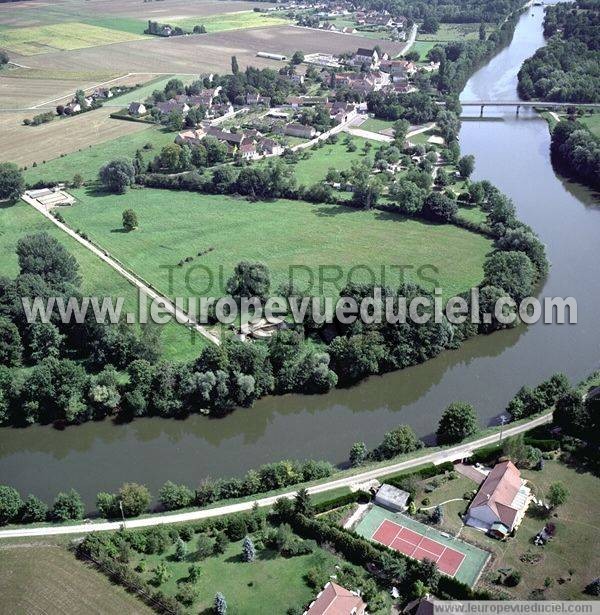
[436,401,478,444]
[99,159,136,194]
[0,163,24,201]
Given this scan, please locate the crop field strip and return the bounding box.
[0,22,147,55]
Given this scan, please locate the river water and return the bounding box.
[0,4,597,506]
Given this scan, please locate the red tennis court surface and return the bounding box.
[372,519,465,576]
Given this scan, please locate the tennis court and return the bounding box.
[355,505,490,587]
[372,518,465,576]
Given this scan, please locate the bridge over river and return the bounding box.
[439,100,600,117]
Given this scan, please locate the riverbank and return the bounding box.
[0,409,553,539]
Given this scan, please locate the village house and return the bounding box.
[257,137,284,156]
[327,101,358,124]
[465,460,532,538]
[246,92,271,106]
[304,581,367,615]
[93,87,113,100]
[350,47,388,69]
[128,101,147,116]
[64,101,81,114]
[380,59,417,80]
[209,102,234,118]
[155,100,190,116]
[368,14,394,27]
[284,122,317,138]
[175,128,206,147]
[342,26,357,34]
[238,142,259,160]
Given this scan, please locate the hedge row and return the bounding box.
[313,490,363,514]
[382,462,454,489]
[523,437,560,452]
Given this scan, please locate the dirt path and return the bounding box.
[22,193,221,346]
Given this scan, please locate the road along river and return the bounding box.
[0,3,597,506]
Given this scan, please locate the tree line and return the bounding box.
[518,1,600,103]
[550,119,600,191]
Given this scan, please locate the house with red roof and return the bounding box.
[465,460,531,538]
[304,581,367,615]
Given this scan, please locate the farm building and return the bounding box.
[465,460,531,537]
[304,581,367,615]
[257,51,287,61]
[284,123,317,138]
[374,484,410,512]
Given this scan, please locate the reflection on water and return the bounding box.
[0,4,598,506]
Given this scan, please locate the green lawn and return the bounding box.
[408,41,439,59]
[131,537,356,614]
[360,118,395,134]
[292,136,383,185]
[23,127,176,184]
[457,205,487,225]
[59,188,492,301]
[465,460,600,600]
[0,200,203,361]
[172,11,291,33]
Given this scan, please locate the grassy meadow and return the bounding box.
[416,23,487,42]
[59,188,492,302]
[291,136,383,185]
[0,200,203,361]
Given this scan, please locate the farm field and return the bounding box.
[0,22,147,56]
[0,541,153,615]
[0,200,202,361]
[463,460,600,600]
[416,23,487,42]
[0,0,277,29]
[59,188,492,301]
[16,26,406,75]
[172,11,291,33]
[129,537,356,614]
[23,125,176,184]
[0,70,148,108]
[0,107,152,168]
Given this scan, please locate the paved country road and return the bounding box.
[0,412,551,539]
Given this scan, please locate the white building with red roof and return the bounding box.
[305,581,367,615]
[465,460,531,537]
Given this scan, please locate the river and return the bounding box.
[0,4,598,506]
